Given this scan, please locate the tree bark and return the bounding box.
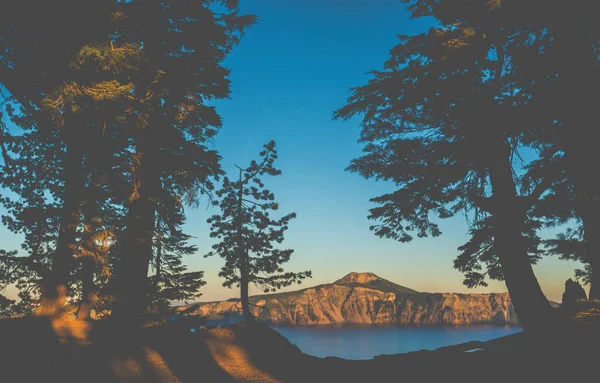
[488,140,555,332]
[581,213,600,299]
[37,138,84,317]
[155,227,162,278]
[77,256,96,321]
[240,249,251,321]
[236,169,251,321]
[111,134,159,327]
[77,199,100,321]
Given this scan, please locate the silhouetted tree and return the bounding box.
[450,1,600,299]
[335,0,561,331]
[0,293,18,318]
[38,40,141,316]
[0,1,137,316]
[74,187,121,320]
[1,106,61,315]
[520,154,594,291]
[146,205,206,314]
[1,0,255,323]
[108,0,256,326]
[511,1,600,299]
[206,141,311,321]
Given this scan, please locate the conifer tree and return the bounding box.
[108,0,256,326]
[146,200,206,314]
[443,0,600,299]
[335,0,560,331]
[1,1,138,316]
[511,1,600,299]
[1,107,62,316]
[36,40,141,316]
[206,141,311,321]
[1,1,255,323]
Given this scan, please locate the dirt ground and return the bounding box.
[0,316,599,383]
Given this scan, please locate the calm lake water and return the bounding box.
[272,325,522,360]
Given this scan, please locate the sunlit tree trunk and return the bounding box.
[37,136,84,317]
[77,257,96,321]
[77,198,100,321]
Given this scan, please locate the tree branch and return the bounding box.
[528,157,562,204]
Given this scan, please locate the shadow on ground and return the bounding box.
[1,316,599,382]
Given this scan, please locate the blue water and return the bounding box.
[272,325,522,360]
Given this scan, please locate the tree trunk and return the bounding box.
[37,139,84,317]
[155,228,162,278]
[488,141,555,332]
[240,249,251,321]
[581,213,600,299]
[152,228,162,305]
[77,199,100,321]
[77,256,96,321]
[111,135,158,327]
[236,169,251,321]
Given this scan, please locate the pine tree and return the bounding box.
[37,40,142,316]
[1,1,138,316]
[146,199,206,315]
[206,141,311,321]
[335,0,560,331]
[511,1,600,299]
[108,0,256,326]
[1,1,255,323]
[1,107,62,317]
[448,0,600,299]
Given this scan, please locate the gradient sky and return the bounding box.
[0,0,583,303]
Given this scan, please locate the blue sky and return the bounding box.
[0,0,583,303]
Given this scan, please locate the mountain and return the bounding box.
[183,272,518,326]
[333,272,417,294]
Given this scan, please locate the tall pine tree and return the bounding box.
[335,0,561,331]
[206,141,311,321]
[108,0,256,326]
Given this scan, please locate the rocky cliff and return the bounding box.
[185,272,518,326]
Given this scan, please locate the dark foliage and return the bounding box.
[207,141,311,319]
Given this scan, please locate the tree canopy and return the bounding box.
[207,141,311,320]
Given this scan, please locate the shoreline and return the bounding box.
[268,323,522,329]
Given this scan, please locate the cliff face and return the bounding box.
[186,273,518,326]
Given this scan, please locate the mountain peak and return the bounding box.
[335,272,381,285]
[334,272,418,294]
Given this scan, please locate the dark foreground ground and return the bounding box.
[0,314,599,383]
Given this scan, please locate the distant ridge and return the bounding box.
[333,272,418,294]
[183,271,518,326]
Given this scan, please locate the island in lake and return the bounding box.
[183,272,519,326]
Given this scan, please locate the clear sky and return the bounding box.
[0,0,583,303]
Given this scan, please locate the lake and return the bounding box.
[272,325,522,360]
